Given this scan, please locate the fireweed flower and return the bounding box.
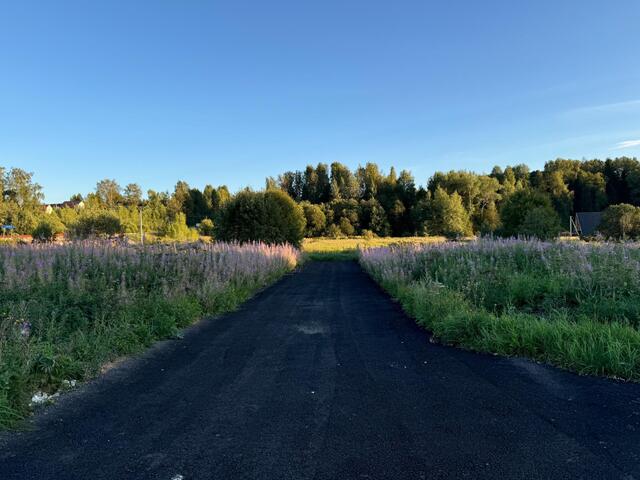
[0,240,300,320]
[360,237,640,316]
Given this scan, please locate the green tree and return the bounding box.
[426,188,473,239]
[315,163,332,203]
[168,180,191,218]
[599,204,640,240]
[70,211,124,238]
[356,163,383,200]
[32,221,54,242]
[162,212,198,241]
[1,168,44,233]
[278,171,304,201]
[95,179,122,207]
[32,216,65,242]
[499,190,561,238]
[123,183,143,206]
[428,170,480,213]
[476,201,500,234]
[330,163,357,200]
[519,207,563,240]
[338,217,355,236]
[604,157,639,205]
[4,168,43,208]
[115,205,139,233]
[300,202,326,237]
[143,190,170,235]
[302,165,319,202]
[198,218,215,237]
[57,207,80,229]
[217,190,306,246]
[265,177,278,191]
[327,199,360,234]
[359,199,390,236]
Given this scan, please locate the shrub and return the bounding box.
[599,204,640,240]
[520,206,562,240]
[162,212,198,241]
[217,190,306,246]
[339,217,355,236]
[326,224,343,238]
[31,220,55,242]
[198,218,215,237]
[69,212,124,239]
[361,229,376,239]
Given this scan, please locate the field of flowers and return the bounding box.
[0,241,299,427]
[360,238,640,381]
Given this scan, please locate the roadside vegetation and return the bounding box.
[3,156,640,246]
[0,241,299,428]
[360,238,640,381]
[3,155,640,425]
[303,236,447,260]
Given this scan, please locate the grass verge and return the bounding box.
[303,236,446,261]
[0,242,299,429]
[360,239,640,381]
[375,278,640,380]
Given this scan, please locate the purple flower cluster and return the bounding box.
[0,241,300,306]
[360,238,640,305]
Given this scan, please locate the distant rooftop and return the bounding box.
[575,212,603,236]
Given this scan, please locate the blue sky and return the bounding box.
[1,1,639,202]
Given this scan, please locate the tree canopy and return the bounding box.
[4,156,640,241]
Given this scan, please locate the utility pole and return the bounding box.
[139,205,144,245]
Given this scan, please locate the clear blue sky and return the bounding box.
[1,1,639,202]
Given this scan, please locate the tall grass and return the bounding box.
[303,236,446,260]
[360,238,640,380]
[0,241,299,428]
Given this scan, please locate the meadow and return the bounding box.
[0,241,299,428]
[302,236,447,260]
[360,238,640,381]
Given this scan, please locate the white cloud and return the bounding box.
[565,99,640,117]
[614,139,640,149]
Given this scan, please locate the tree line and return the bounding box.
[268,157,640,239]
[2,156,640,243]
[0,171,232,241]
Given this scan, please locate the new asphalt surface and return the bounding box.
[1,261,640,479]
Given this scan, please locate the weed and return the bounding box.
[0,241,299,428]
[360,238,640,380]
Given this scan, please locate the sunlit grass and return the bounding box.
[360,238,640,381]
[303,236,447,260]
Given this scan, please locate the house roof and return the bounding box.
[46,200,84,209]
[575,212,603,236]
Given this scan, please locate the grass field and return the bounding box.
[0,241,299,428]
[303,236,447,260]
[360,238,640,381]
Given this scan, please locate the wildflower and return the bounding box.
[18,321,31,339]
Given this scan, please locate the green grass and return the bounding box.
[303,236,446,261]
[360,239,640,381]
[0,242,299,429]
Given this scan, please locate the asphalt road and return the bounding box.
[1,261,640,480]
